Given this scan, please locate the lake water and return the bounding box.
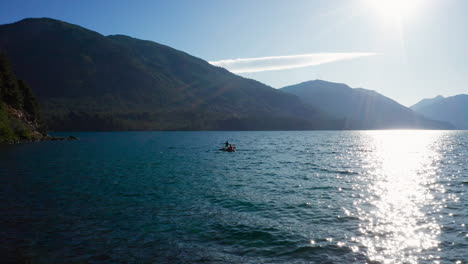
[0,131,466,263]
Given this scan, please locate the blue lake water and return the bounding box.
[0,131,467,263]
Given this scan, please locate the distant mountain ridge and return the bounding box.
[0,18,338,130]
[411,94,468,129]
[411,95,445,110]
[0,18,455,131]
[281,80,453,129]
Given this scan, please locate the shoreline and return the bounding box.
[1,135,78,144]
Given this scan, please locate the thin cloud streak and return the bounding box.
[209,52,377,73]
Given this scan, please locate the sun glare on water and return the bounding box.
[354,131,445,263]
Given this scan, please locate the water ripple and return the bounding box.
[0,131,466,263]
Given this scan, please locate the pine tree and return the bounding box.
[0,54,23,109]
[18,80,40,120]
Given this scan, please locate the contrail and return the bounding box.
[209,52,376,73]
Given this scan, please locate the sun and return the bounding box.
[364,0,423,22]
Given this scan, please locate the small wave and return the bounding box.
[278,244,354,260]
[226,230,275,244]
[305,186,335,191]
[316,168,359,175]
[212,198,268,213]
[119,192,160,198]
[278,245,323,256]
[208,224,298,249]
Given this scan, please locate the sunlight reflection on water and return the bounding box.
[354,131,444,264]
[1,131,466,263]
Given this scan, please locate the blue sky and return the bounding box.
[1,0,467,106]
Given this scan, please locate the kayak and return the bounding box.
[220,148,236,152]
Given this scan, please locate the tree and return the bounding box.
[18,80,40,121]
[0,54,23,109]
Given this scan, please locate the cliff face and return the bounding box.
[0,53,46,143]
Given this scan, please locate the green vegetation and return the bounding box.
[0,103,16,141]
[0,53,45,143]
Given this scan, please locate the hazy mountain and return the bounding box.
[411,94,468,129]
[0,18,339,131]
[410,95,445,110]
[281,80,453,129]
[0,53,46,142]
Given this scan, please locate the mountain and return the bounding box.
[411,95,468,129]
[410,95,445,110]
[0,53,46,142]
[0,18,339,131]
[281,80,453,129]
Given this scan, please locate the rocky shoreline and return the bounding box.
[2,135,78,144]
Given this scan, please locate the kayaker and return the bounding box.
[225,141,230,147]
[227,144,235,152]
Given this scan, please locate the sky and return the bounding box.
[1,0,467,106]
